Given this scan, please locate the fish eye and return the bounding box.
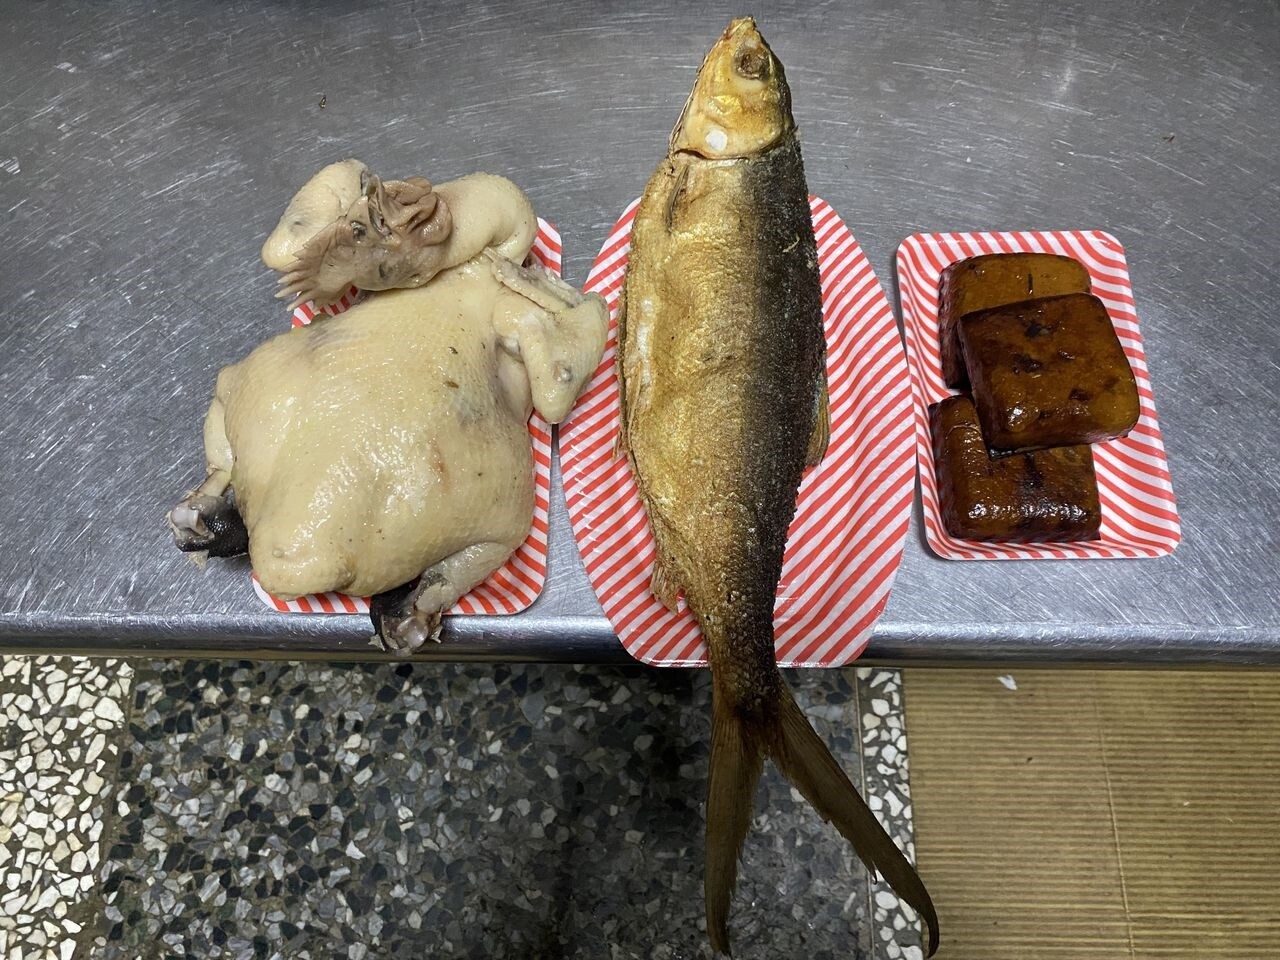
[734,46,769,79]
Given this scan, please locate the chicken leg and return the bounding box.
[168,396,247,557]
[370,542,519,652]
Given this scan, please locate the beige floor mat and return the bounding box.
[903,669,1280,959]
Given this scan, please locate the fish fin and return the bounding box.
[618,279,655,463]
[649,552,681,611]
[613,279,630,460]
[706,682,766,957]
[646,514,685,610]
[770,684,940,956]
[664,162,691,232]
[805,373,830,467]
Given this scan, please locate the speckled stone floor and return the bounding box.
[1,658,922,960]
[1,657,134,960]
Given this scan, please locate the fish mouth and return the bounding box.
[668,17,793,161]
[717,15,763,48]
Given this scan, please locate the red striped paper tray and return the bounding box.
[560,198,916,668]
[251,220,562,615]
[897,229,1181,560]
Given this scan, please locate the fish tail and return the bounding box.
[706,681,767,955]
[771,681,940,956]
[705,675,940,957]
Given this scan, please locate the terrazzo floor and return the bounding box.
[0,657,922,959]
[1,657,133,960]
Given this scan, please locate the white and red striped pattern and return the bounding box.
[251,220,563,615]
[560,197,915,668]
[289,285,364,324]
[897,230,1181,560]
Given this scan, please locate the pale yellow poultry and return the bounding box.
[170,163,607,650]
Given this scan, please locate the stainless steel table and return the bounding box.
[2,0,1276,664]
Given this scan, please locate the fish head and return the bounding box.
[670,18,793,160]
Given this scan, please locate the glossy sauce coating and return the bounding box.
[939,253,1091,386]
[959,292,1140,452]
[931,395,1101,542]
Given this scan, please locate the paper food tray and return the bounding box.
[560,198,915,668]
[897,229,1180,560]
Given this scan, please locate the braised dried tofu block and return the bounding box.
[930,396,1101,542]
[938,253,1091,386]
[958,292,1140,452]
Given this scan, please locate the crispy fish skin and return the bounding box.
[620,18,938,956]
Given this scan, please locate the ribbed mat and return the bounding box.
[904,669,1280,958]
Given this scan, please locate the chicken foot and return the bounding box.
[369,542,518,653]
[168,469,248,558]
[169,396,247,557]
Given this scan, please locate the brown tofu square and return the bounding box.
[958,292,1141,452]
[930,395,1101,542]
[938,253,1091,387]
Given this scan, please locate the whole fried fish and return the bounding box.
[618,18,939,955]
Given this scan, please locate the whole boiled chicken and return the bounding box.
[169,163,607,650]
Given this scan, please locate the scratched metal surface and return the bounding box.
[1,0,1277,664]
